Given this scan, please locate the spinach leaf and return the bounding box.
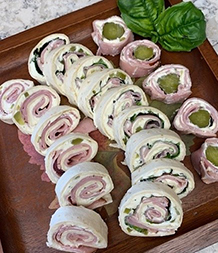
[155,2,206,51]
[117,0,165,39]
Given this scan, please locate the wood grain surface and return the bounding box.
[0,0,218,252]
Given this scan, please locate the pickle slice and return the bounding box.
[189,109,210,128]
[71,138,83,145]
[134,45,154,60]
[13,111,25,125]
[102,22,125,40]
[158,73,180,94]
[205,145,218,166]
[109,71,126,80]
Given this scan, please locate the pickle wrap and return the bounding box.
[12,85,60,134]
[0,79,34,124]
[125,129,186,172]
[31,105,80,156]
[55,161,114,209]
[47,206,108,252]
[28,33,70,84]
[113,105,171,150]
[132,158,195,199]
[45,133,98,183]
[118,181,183,237]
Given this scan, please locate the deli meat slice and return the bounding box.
[47,206,108,252]
[12,85,60,134]
[173,97,218,137]
[28,33,70,84]
[118,182,183,237]
[43,43,93,96]
[93,85,148,140]
[191,138,218,184]
[112,105,171,150]
[119,39,161,78]
[142,64,192,104]
[132,158,195,199]
[55,161,114,209]
[125,129,186,173]
[91,15,134,56]
[0,79,34,124]
[45,133,98,183]
[31,105,80,156]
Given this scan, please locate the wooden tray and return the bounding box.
[0,0,218,252]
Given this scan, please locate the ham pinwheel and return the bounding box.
[191,138,218,184]
[43,43,93,95]
[28,33,70,84]
[113,105,171,150]
[0,79,34,124]
[118,181,183,237]
[47,206,108,252]
[93,85,148,140]
[173,97,218,138]
[55,161,114,209]
[31,105,80,156]
[132,159,195,198]
[12,85,60,134]
[77,68,133,118]
[142,64,192,104]
[125,129,186,172]
[91,15,134,56]
[45,133,98,183]
[119,39,161,78]
[64,55,114,105]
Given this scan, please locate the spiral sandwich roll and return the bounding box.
[47,206,108,252]
[45,133,98,183]
[125,129,186,172]
[118,182,183,237]
[0,79,34,124]
[31,105,80,156]
[77,68,133,118]
[12,85,60,134]
[55,162,114,209]
[94,85,148,140]
[132,159,195,199]
[113,105,171,150]
[28,33,70,84]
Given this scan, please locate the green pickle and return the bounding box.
[102,22,125,40]
[205,145,218,166]
[109,71,126,80]
[14,111,25,125]
[189,109,210,128]
[134,45,154,60]
[158,73,180,94]
[71,138,83,145]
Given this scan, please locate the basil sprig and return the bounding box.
[117,0,206,52]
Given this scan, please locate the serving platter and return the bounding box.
[0,0,218,252]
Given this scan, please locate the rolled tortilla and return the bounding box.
[132,158,195,199]
[191,138,218,184]
[142,64,192,104]
[47,206,108,252]
[125,129,186,172]
[45,133,98,183]
[93,85,148,140]
[55,161,114,209]
[64,55,114,105]
[12,85,60,134]
[28,33,70,84]
[173,97,218,137]
[118,181,183,237]
[77,68,133,118]
[43,43,93,95]
[31,105,80,156]
[91,15,134,56]
[113,105,171,150]
[120,39,161,78]
[0,79,34,124]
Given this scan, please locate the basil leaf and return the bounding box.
[118,0,165,38]
[155,2,206,51]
